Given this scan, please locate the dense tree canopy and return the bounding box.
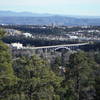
[0,30,17,99]
[0,29,100,100]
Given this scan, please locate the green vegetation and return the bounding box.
[0,29,17,99]
[0,29,5,38]
[0,29,100,100]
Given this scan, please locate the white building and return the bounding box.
[11,43,23,49]
[23,33,32,38]
[65,34,78,39]
[69,36,78,39]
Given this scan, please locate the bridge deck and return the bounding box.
[22,43,89,50]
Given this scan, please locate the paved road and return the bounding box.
[22,42,89,50]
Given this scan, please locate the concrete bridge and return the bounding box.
[12,42,90,57]
[22,42,89,51]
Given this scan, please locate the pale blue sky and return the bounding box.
[0,0,100,16]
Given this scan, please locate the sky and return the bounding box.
[0,0,100,16]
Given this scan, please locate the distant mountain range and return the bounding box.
[0,11,54,17]
[0,11,100,26]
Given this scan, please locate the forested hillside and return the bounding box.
[0,29,100,100]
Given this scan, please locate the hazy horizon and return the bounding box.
[0,0,100,16]
[0,10,100,17]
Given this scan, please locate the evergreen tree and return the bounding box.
[13,55,62,100]
[0,29,17,99]
[62,51,95,100]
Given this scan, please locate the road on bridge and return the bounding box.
[22,42,89,50]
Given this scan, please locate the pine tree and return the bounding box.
[13,55,62,100]
[0,29,17,99]
[61,51,95,100]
